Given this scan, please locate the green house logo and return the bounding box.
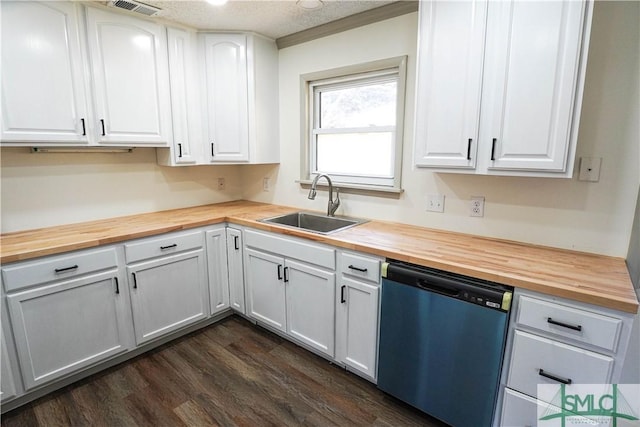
[538,384,640,427]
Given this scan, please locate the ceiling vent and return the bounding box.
[109,0,161,17]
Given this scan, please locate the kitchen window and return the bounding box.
[302,57,407,192]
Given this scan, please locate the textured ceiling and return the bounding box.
[116,0,396,40]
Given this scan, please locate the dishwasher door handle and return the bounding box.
[416,278,460,297]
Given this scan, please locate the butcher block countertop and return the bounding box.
[1,200,637,313]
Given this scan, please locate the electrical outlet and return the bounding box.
[427,194,445,213]
[263,177,270,192]
[470,196,484,217]
[578,157,602,182]
[217,177,225,191]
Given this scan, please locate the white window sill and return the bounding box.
[297,179,403,198]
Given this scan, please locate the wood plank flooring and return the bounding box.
[1,316,447,427]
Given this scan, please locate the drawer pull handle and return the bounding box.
[160,244,177,250]
[234,236,239,250]
[467,138,472,160]
[539,369,572,385]
[348,265,368,273]
[100,119,106,136]
[277,264,283,280]
[211,143,215,157]
[284,266,289,283]
[341,285,346,303]
[491,138,497,161]
[177,143,183,158]
[81,118,86,136]
[54,265,78,274]
[547,317,582,332]
[132,272,138,289]
[114,277,120,294]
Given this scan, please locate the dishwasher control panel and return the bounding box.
[382,260,513,312]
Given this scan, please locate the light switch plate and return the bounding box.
[578,157,602,182]
[427,194,445,213]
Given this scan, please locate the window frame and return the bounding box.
[300,56,407,193]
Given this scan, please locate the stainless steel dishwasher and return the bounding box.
[377,260,513,427]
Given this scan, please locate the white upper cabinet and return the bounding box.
[414,0,592,177]
[199,33,279,164]
[85,7,171,146]
[1,1,89,144]
[482,1,587,172]
[413,0,486,169]
[1,2,171,147]
[201,34,250,162]
[157,27,201,165]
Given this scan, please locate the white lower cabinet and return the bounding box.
[244,230,336,357]
[125,231,209,345]
[206,227,230,315]
[1,327,18,402]
[285,259,335,356]
[6,270,131,390]
[498,291,635,426]
[335,251,382,381]
[501,388,558,427]
[226,227,246,313]
[245,248,287,332]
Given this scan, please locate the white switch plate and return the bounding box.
[578,157,602,182]
[263,177,270,192]
[470,196,484,217]
[217,177,225,190]
[427,194,445,213]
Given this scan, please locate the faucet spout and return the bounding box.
[308,174,340,216]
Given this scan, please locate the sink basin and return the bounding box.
[259,211,367,234]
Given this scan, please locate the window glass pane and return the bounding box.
[316,132,394,177]
[319,80,397,129]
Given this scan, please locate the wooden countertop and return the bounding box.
[1,201,637,313]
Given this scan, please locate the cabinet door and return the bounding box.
[6,271,131,390]
[85,7,171,145]
[226,227,246,313]
[128,250,208,345]
[206,228,230,315]
[1,1,88,144]
[244,248,285,332]
[482,0,588,172]
[202,34,250,162]
[1,328,17,402]
[414,0,486,168]
[336,277,379,380]
[285,259,336,357]
[164,27,200,165]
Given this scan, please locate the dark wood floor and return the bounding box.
[1,316,446,426]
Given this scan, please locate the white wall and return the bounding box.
[244,3,640,257]
[0,148,241,232]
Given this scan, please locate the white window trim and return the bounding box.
[300,56,407,194]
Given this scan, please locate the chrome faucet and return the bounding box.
[308,174,340,217]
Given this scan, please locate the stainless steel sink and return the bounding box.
[259,211,367,234]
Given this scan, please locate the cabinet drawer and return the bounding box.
[2,248,118,292]
[501,387,561,427]
[339,252,381,284]
[508,330,613,398]
[244,229,335,269]
[517,295,622,352]
[125,230,203,264]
